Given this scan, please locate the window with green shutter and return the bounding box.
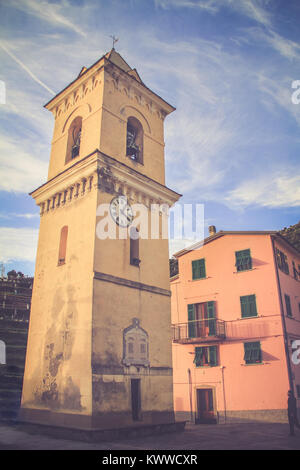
[207,301,216,336]
[194,346,218,367]
[235,249,252,271]
[276,248,289,275]
[240,295,257,318]
[192,259,206,280]
[244,342,262,364]
[209,346,218,366]
[188,304,196,338]
[285,294,293,317]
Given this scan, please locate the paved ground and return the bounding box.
[0,421,300,450]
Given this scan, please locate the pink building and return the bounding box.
[171,228,300,423]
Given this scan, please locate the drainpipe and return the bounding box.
[271,236,294,393]
[220,366,227,424]
[188,368,193,422]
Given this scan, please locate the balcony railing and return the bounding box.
[172,319,226,343]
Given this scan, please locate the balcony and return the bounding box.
[172,319,226,344]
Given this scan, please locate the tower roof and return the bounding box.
[44,48,173,113]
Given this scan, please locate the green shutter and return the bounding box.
[209,346,217,366]
[207,301,216,335]
[240,295,257,318]
[194,347,202,367]
[235,249,252,271]
[285,294,292,317]
[240,296,248,317]
[244,342,261,364]
[248,295,257,316]
[192,259,206,280]
[188,304,196,338]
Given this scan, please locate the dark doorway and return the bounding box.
[131,379,141,421]
[196,388,216,424]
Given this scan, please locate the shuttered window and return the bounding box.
[285,294,293,317]
[192,259,206,280]
[275,248,289,275]
[240,295,257,318]
[244,342,262,364]
[188,304,196,338]
[194,346,218,367]
[207,301,216,336]
[235,249,252,271]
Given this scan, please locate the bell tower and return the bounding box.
[20,48,181,432]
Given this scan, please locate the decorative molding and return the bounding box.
[94,271,171,297]
[32,150,181,217]
[53,70,102,119]
[49,58,170,122]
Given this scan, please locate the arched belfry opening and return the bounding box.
[126,116,143,163]
[66,116,82,163]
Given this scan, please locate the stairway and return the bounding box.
[0,319,29,422]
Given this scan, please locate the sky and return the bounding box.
[0,0,300,276]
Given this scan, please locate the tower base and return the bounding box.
[18,408,186,443]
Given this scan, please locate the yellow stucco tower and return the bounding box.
[20,49,181,433]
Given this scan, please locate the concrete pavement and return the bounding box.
[0,421,300,450]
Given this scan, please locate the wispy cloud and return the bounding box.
[8,0,87,37]
[155,0,272,27]
[0,137,48,193]
[0,42,55,95]
[0,227,38,263]
[225,172,300,208]
[0,212,39,220]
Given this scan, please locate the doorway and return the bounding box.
[131,379,141,421]
[196,388,216,424]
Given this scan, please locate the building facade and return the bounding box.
[171,228,300,423]
[20,49,181,431]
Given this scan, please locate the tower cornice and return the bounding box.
[30,150,181,216]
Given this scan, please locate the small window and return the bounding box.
[192,259,206,280]
[130,226,140,267]
[235,249,252,271]
[126,117,143,163]
[66,116,82,163]
[275,248,289,275]
[285,294,293,317]
[292,261,298,280]
[58,226,68,265]
[240,295,257,318]
[244,342,262,364]
[296,385,300,399]
[194,346,218,367]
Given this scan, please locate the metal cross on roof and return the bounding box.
[110,35,119,49]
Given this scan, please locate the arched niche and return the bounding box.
[123,318,149,367]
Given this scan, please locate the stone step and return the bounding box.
[0,409,19,421]
[0,397,21,411]
[0,334,28,347]
[0,389,22,399]
[0,373,24,388]
[0,319,29,331]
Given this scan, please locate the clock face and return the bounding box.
[110,196,134,227]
